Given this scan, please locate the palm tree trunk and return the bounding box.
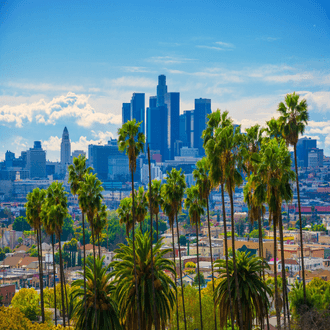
[131,169,142,330]
[52,235,57,326]
[206,197,217,330]
[98,233,101,259]
[221,183,235,330]
[171,224,180,330]
[63,264,70,327]
[196,222,203,330]
[156,213,159,241]
[91,224,98,329]
[229,188,244,330]
[279,214,290,330]
[37,228,45,323]
[273,221,281,330]
[140,222,142,233]
[147,145,158,330]
[58,234,66,327]
[175,213,187,330]
[294,145,306,302]
[82,212,87,330]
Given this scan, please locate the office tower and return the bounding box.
[26,141,46,179]
[146,95,168,159]
[108,156,129,181]
[5,151,15,168]
[184,110,194,148]
[194,98,211,156]
[164,92,180,160]
[179,114,188,146]
[297,137,317,167]
[122,103,131,125]
[157,74,167,107]
[60,127,71,166]
[130,93,145,134]
[88,139,124,181]
[308,148,323,167]
[71,150,86,162]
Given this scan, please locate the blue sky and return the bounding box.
[0,0,329,161]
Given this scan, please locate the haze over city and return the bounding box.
[1,0,329,161]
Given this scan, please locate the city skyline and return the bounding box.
[0,0,329,161]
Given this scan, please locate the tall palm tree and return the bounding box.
[79,172,104,328]
[146,179,162,240]
[25,188,46,323]
[68,154,92,330]
[160,189,179,330]
[203,109,235,330]
[94,204,107,258]
[110,231,176,330]
[71,256,121,330]
[184,185,206,330]
[135,186,148,233]
[253,138,295,329]
[214,251,272,330]
[162,168,187,330]
[117,197,134,236]
[43,181,69,327]
[118,119,145,330]
[193,157,217,329]
[277,92,309,303]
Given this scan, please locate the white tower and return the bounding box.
[60,127,71,166]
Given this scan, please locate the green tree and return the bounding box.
[61,216,74,241]
[25,188,46,323]
[193,273,206,288]
[278,92,309,303]
[249,228,265,239]
[12,216,31,232]
[110,231,176,330]
[93,204,107,257]
[185,185,206,330]
[146,179,162,240]
[71,256,121,330]
[135,186,148,232]
[179,235,187,246]
[118,119,145,330]
[117,197,133,237]
[214,252,272,330]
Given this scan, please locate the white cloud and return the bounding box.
[0,92,122,128]
[6,82,84,92]
[42,136,61,151]
[196,45,229,51]
[147,56,195,64]
[215,41,235,48]
[122,66,153,73]
[298,91,330,112]
[107,76,155,88]
[91,130,115,140]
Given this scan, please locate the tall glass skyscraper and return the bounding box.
[157,74,167,107]
[122,103,131,125]
[130,93,145,134]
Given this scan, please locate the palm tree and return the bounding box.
[162,168,187,330]
[184,185,206,330]
[79,172,104,328]
[253,138,295,329]
[110,231,176,330]
[25,188,46,323]
[203,109,235,330]
[135,186,148,233]
[118,119,145,330]
[193,157,217,329]
[71,256,121,330]
[117,197,134,236]
[68,154,92,330]
[146,179,162,240]
[214,251,272,330]
[43,181,69,327]
[277,92,309,303]
[94,204,107,258]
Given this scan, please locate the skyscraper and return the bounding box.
[60,127,71,166]
[193,98,211,156]
[122,103,131,125]
[26,141,46,179]
[157,74,167,107]
[130,93,145,134]
[164,92,180,160]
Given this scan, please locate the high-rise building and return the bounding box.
[193,98,211,156]
[26,141,46,179]
[130,93,145,134]
[60,127,71,166]
[157,74,167,107]
[122,103,131,125]
[183,110,194,149]
[71,150,86,162]
[164,92,180,160]
[297,137,317,167]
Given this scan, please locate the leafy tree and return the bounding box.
[249,228,266,239]
[193,273,206,288]
[0,249,5,261]
[179,235,187,246]
[185,261,196,275]
[311,224,326,232]
[12,216,31,232]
